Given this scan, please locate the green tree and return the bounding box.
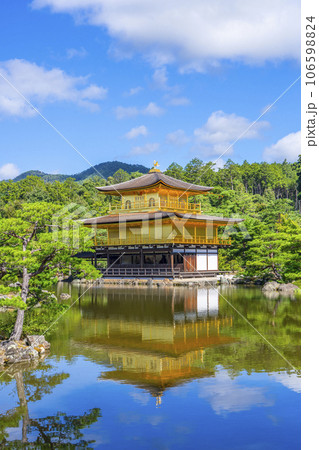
[244,215,301,282]
[164,163,185,180]
[107,169,130,185]
[0,202,99,341]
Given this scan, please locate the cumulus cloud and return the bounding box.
[115,102,164,119]
[32,0,300,69]
[0,59,107,117]
[125,125,148,139]
[0,163,20,180]
[199,372,273,415]
[194,110,269,156]
[166,129,190,146]
[130,142,159,155]
[263,131,301,162]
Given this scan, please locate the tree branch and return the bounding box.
[30,249,63,277]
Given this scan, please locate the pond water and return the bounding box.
[0,285,300,449]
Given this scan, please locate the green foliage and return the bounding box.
[0,202,100,338]
[0,296,26,310]
[164,157,301,282]
[0,157,301,298]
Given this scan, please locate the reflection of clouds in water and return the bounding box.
[147,415,163,426]
[174,425,192,435]
[199,372,273,415]
[6,428,22,442]
[130,390,150,406]
[270,372,301,393]
[118,407,163,427]
[118,412,141,424]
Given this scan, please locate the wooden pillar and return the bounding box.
[140,248,143,268]
[183,248,186,272]
[170,252,174,269]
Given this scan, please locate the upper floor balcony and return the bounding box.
[108,198,201,214]
[94,234,231,247]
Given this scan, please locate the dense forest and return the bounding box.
[0,157,301,284]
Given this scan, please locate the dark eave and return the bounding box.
[83,211,243,226]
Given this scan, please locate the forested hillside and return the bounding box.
[0,158,301,283]
[165,158,301,283]
[13,161,149,182]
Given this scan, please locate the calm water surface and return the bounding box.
[0,285,301,449]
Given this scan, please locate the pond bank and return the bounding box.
[0,335,50,367]
[69,276,299,290]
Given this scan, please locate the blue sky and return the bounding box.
[0,0,300,178]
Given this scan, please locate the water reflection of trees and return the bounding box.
[0,362,101,448]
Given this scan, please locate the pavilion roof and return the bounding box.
[96,171,213,195]
[83,211,243,226]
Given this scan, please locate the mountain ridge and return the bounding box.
[12,161,149,182]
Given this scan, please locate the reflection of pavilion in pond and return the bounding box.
[74,287,237,401]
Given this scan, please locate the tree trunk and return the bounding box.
[10,309,25,341]
[10,242,29,341]
[15,370,29,443]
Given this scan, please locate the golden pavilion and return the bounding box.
[83,162,243,277]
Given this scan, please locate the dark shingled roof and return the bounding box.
[83,211,243,226]
[96,171,213,194]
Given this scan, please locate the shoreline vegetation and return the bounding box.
[0,158,301,362]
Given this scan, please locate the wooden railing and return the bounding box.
[95,235,231,246]
[108,199,201,213]
[101,267,177,277]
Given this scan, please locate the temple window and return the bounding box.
[149,197,156,207]
[125,200,131,209]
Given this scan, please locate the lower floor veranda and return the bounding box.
[92,245,224,277]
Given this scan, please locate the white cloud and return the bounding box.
[199,372,273,415]
[152,67,168,90]
[143,102,163,116]
[166,129,190,146]
[125,125,148,139]
[124,86,143,97]
[66,47,87,59]
[167,96,190,106]
[194,110,269,156]
[263,131,301,162]
[115,102,164,119]
[0,59,107,117]
[131,142,159,155]
[270,372,301,393]
[32,0,300,69]
[115,106,139,119]
[214,158,226,170]
[0,163,20,180]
